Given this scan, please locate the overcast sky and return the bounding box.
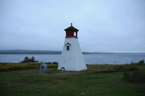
[0,0,145,53]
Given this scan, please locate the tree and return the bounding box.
[24,56,28,61]
[31,56,35,62]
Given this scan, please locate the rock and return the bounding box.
[39,63,48,74]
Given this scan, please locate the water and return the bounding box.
[0,53,145,64]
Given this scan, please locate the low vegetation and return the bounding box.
[0,63,58,72]
[138,60,144,65]
[0,62,139,72]
[124,71,145,83]
[0,60,145,96]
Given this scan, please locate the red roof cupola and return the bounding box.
[65,23,79,38]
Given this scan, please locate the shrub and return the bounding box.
[94,65,138,73]
[45,62,51,64]
[24,56,28,61]
[31,56,35,62]
[48,66,57,68]
[123,71,145,83]
[113,65,137,72]
[52,62,58,64]
[139,60,144,65]
[21,56,38,63]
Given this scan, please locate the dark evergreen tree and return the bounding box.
[31,56,35,62]
[24,56,28,61]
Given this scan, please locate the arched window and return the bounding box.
[67,46,69,50]
[65,43,71,51]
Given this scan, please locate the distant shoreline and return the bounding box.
[0,53,144,54]
[0,49,144,54]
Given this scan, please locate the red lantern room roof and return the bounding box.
[64,23,79,32]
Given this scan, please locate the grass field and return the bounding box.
[0,64,145,96]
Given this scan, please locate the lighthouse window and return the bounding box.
[74,32,76,36]
[67,46,69,50]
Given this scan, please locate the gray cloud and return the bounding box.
[0,0,145,53]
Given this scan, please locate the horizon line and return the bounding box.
[0,49,145,54]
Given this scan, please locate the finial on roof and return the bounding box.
[71,23,72,26]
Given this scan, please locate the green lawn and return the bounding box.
[0,65,145,96]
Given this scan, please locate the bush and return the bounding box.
[139,60,144,65]
[123,71,145,83]
[52,62,58,64]
[94,65,138,73]
[31,56,35,62]
[113,65,137,72]
[48,66,57,68]
[24,56,28,61]
[21,56,38,63]
[45,62,51,64]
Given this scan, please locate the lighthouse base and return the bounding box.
[57,38,87,71]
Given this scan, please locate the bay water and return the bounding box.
[0,53,144,64]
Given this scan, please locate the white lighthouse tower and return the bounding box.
[57,23,87,71]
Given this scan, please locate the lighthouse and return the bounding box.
[57,23,87,71]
